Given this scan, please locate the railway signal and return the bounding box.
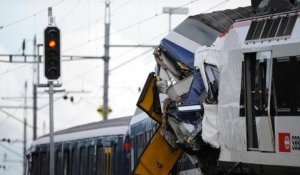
[44,26,61,80]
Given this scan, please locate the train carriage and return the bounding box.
[26,117,131,175]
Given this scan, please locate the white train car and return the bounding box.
[134,0,300,174]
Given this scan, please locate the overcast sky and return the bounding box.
[0,0,250,174]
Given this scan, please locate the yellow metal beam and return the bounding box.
[137,72,162,123]
[135,72,183,175]
[132,127,183,175]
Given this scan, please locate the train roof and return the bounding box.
[160,6,254,69]
[32,116,132,145]
[130,108,150,126]
[52,116,132,135]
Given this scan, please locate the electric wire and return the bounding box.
[57,0,84,24]
[0,109,33,128]
[63,0,229,52]
[0,0,70,30]
[47,0,130,39]
[63,64,103,85]
[0,143,22,158]
[62,29,167,85]
[60,0,229,84]
[109,48,153,72]
[63,0,202,52]
[0,64,30,77]
[111,29,167,62]
[203,0,230,13]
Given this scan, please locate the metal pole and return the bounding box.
[23,82,27,175]
[103,0,111,120]
[162,7,189,32]
[168,13,172,32]
[34,43,42,141]
[49,81,55,175]
[33,84,37,140]
[33,35,37,141]
[37,44,43,85]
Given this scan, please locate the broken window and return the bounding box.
[204,63,219,104]
[273,56,300,115]
[240,52,272,117]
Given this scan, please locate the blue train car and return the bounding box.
[26,117,131,175]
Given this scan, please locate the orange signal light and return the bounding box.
[48,40,56,48]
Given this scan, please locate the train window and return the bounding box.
[56,150,63,175]
[241,53,271,117]
[112,143,118,175]
[252,20,264,40]
[136,134,144,158]
[261,19,273,39]
[32,153,39,175]
[72,148,78,175]
[284,15,297,36]
[297,57,300,110]
[268,17,281,38]
[273,56,300,115]
[63,150,69,175]
[246,15,297,42]
[96,145,105,175]
[105,147,112,175]
[276,17,289,37]
[40,152,47,175]
[245,21,258,40]
[146,130,151,143]
[80,147,87,175]
[87,146,94,175]
[204,63,219,104]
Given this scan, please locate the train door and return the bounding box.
[79,146,88,175]
[56,144,63,175]
[104,147,112,175]
[242,51,275,152]
[62,144,70,175]
[96,140,105,175]
[87,145,95,175]
[39,147,48,175]
[71,143,79,175]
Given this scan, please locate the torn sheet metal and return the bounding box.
[137,72,163,124]
[182,70,206,106]
[202,103,220,148]
[132,128,183,175]
[166,74,194,100]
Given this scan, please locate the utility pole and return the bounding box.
[41,7,65,175]
[23,82,27,175]
[162,7,189,32]
[103,0,111,120]
[33,35,38,141]
[33,84,37,140]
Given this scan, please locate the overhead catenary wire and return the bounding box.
[57,0,84,24]
[62,29,167,85]
[0,0,70,30]
[36,0,131,40]
[0,64,30,77]
[63,0,202,52]
[63,0,230,53]
[111,29,168,62]
[0,109,33,128]
[0,143,23,158]
[62,0,131,36]
[109,48,153,72]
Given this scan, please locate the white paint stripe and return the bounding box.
[32,126,128,145]
[165,31,201,53]
[130,112,149,126]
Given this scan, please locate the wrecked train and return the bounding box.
[134,0,300,175]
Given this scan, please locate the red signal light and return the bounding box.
[48,40,56,48]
